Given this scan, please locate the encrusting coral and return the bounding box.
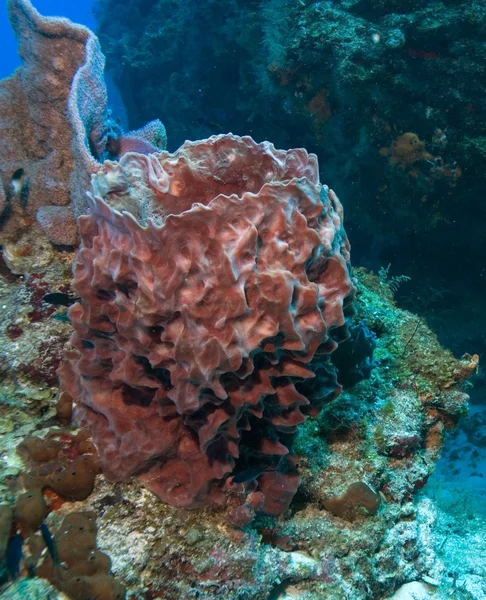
[17,429,100,503]
[323,481,381,522]
[59,133,355,516]
[384,133,435,168]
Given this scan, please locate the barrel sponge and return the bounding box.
[60,134,355,514]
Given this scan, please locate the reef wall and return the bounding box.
[93,0,486,354]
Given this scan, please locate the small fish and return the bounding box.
[10,168,29,207]
[195,117,224,132]
[231,466,276,484]
[10,168,24,196]
[52,311,70,322]
[407,48,441,60]
[42,292,80,307]
[40,522,59,565]
[6,534,24,580]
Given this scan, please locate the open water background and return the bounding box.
[0,0,95,78]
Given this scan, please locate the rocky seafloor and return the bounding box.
[0,259,482,600]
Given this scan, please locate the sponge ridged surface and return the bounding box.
[60,134,354,512]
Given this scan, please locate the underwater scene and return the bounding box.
[0,0,485,599]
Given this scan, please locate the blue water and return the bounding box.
[0,0,95,78]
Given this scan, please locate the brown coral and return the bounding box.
[305,90,332,123]
[383,132,435,167]
[35,512,125,600]
[13,488,48,534]
[18,430,100,502]
[0,0,166,257]
[324,481,381,522]
[0,0,107,247]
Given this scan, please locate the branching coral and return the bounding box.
[60,134,355,515]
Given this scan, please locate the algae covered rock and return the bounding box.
[0,266,472,600]
[48,268,469,600]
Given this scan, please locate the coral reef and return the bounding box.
[60,134,355,515]
[0,3,481,598]
[422,396,486,599]
[0,261,74,402]
[0,264,474,599]
[0,0,168,432]
[0,425,124,597]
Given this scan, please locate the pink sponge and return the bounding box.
[60,134,354,514]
